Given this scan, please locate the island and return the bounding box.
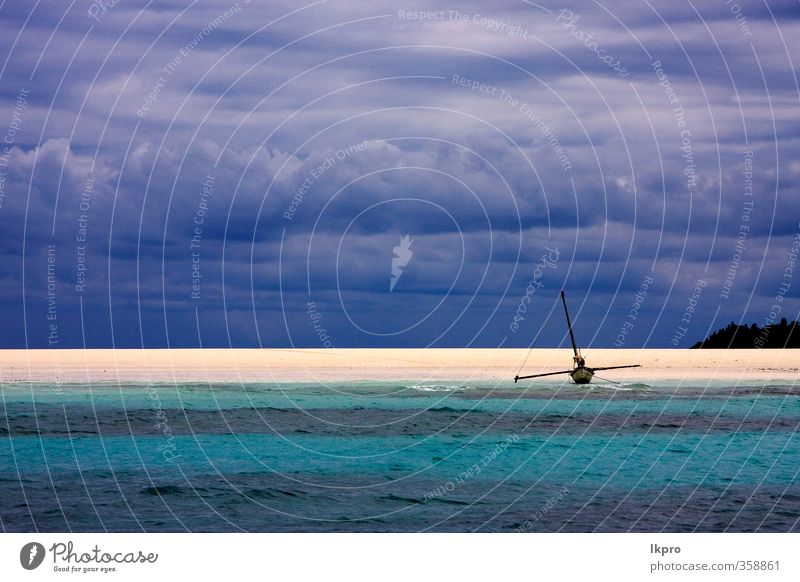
[691,318,800,349]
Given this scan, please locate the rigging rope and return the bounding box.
[515,338,537,377]
[592,374,623,385]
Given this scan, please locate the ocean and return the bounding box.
[1,379,798,532]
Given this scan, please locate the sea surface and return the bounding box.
[1,378,799,532]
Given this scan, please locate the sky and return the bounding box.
[0,0,798,349]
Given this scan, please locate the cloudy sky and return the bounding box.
[0,0,798,349]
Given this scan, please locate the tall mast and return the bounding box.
[561,290,579,357]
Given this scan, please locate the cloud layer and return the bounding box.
[0,0,798,348]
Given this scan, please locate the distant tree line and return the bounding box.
[691,318,800,348]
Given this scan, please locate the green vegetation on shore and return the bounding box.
[691,319,800,349]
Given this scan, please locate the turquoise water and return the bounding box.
[1,380,798,531]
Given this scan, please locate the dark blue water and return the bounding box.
[1,379,799,532]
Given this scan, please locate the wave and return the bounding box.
[407,384,477,392]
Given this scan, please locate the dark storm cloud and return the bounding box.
[0,0,797,348]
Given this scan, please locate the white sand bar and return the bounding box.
[0,348,798,384]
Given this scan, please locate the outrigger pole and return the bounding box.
[515,369,574,381]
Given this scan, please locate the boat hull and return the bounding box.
[570,367,594,384]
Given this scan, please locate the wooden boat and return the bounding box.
[514,291,640,385]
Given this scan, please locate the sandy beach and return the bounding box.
[0,348,798,383]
